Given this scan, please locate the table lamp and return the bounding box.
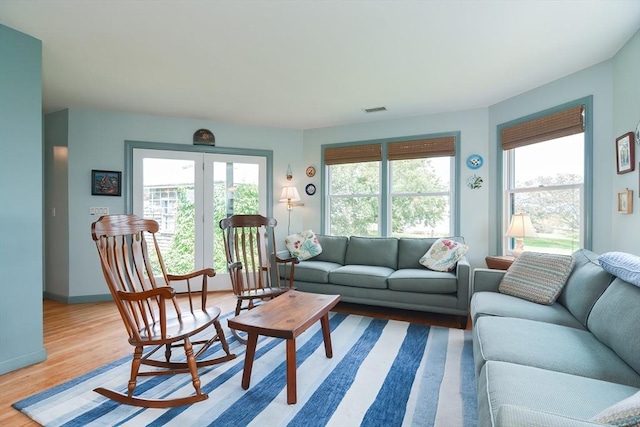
[505,213,536,257]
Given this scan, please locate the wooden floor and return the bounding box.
[0,291,470,426]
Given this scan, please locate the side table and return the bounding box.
[485,255,515,270]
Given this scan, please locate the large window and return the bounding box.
[324,135,457,237]
[500,102,589,255]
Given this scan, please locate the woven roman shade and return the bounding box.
[324,144,382,165]
[387,137,455,160]
[501,105,584,151]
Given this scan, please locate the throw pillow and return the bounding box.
[419,238,469,272]
[598,252,640,287]
[285,230,323,261]
[498,252,575,305]
[591,391,640,427]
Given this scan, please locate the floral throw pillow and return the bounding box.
[419,238,469,272]
[285,230,323,261]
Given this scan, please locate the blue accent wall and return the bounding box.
[0,24,46,373]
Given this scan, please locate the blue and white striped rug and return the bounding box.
[14,312,477,426]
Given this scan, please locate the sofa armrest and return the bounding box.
[473,268,506,293]
[496,405,607,427]
[456,255,471,311]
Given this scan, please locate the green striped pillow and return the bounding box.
[499,252,575,305]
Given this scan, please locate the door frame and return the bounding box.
[124,140,274,291]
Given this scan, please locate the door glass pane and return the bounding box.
[142,158,196,275]
[212,161,261,272]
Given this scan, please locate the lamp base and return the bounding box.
[510,238,525,258]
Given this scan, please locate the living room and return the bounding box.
[1,1,639,425]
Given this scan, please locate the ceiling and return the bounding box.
[1,1,639,130]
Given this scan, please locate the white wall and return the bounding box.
[611,30,640,255]
[0,24,46,374]
[47,108,303,299]
[302,108,490,270]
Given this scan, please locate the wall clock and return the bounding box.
[306,166,316,177]
[305,183,316,196]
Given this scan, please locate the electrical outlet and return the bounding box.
[90,207,109,215]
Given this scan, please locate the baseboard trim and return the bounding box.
[43,292,113,304]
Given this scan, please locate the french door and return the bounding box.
[132,148,267,291]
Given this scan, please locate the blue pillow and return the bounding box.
[598,252,640,287]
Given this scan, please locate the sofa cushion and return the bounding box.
[496,405,608,427]
[344,236,398,269]
[591,391,640,426]
[285,229,322,261]
[499,252,574,305]
[557,249,614,327]
[419,238,468,272]
[587,278,640,374]
[290,260,342,283]
[598,252,640,287]
[387,269,458,294]
[471,291,585,329]
[397,238,437,269]
[311,235,348,265]
[478,361,639,426]
[473,316,640,387]
[329,264,393,289]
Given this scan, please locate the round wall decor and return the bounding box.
[305,183,316,196]
[466,154,483,169]
[306,166,316,177]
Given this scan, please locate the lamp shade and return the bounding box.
[279,186,301,202]
[505,213,537,237]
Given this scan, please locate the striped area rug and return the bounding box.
[14,313,477,426]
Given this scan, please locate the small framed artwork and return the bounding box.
[617,189,633,214]
[92,170,122,196]
[615,132,635,174]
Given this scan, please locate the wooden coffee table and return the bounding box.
[227,290,340,404]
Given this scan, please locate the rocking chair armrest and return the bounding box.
[117,287,175,301]
[166,268,215,281]
[275,255,300,265]
[227,261,243,272]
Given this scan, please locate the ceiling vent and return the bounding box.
[364,106,387,113]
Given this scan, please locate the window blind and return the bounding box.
[387,136,455,160]
[501,105,584,151]
[324,144,382,165]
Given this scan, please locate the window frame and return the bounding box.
[321,132,461,237]
[495,97,593,255]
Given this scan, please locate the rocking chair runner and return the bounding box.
[219,214,299,343]
[91,214,235,408]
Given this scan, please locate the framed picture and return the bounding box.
[91,170,122,196]
[615,132,635,174]
[617,189,633,214]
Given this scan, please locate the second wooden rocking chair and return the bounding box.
[219,214,298,343]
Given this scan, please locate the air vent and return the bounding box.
[364,106,387,113]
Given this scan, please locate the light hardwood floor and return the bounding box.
[0,292,469,426]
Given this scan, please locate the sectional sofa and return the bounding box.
[279,234,471,327]
[471,249,640,426]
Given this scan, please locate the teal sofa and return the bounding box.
[471,249,640,426]
[281,235,471,327]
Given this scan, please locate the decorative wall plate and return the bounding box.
[305,183,316,196]
[466,174,483,189]
[306,166,316,177]
[466,154,483,170]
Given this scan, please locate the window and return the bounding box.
[324,135,457,237]
[500,102,588,255]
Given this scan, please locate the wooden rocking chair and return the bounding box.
[91,214,235,408]
[219,214,298,343]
